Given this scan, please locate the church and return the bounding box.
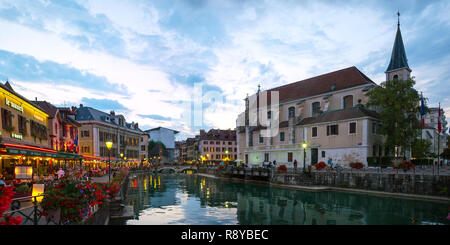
[236,14,412,168]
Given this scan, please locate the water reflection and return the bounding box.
[113,174,449,225]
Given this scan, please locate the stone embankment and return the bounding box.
[198,167,450,201]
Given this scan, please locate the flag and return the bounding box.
[420,92,426,127]
[438,102,442,133]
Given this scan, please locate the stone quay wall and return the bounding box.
[272,172,450,198]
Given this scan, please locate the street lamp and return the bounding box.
[120,153,124,167]
[302,142,307,172]
[106,141,113,182]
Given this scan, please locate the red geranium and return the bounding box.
[314,162,327,171]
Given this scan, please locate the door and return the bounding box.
[311,148,318,165]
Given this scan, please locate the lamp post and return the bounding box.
[106,141,113,182]
[120,153,124,167]
[302,143,307,172]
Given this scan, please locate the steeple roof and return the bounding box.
[386,21,409,72]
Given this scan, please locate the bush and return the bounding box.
[314,162,327,171]
[349,162,364,169]
[380,156,393,168]
[411,158,433,166]
[367,157,380,167]
[15,185,30,194]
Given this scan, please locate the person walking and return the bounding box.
[293,159,298,172]
[57,168,65,179]
[328,157,333,169]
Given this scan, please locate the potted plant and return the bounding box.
[314,161,327,171]
[13,184,31,198]
[349,162,364,169]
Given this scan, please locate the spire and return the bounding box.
[386,11,409,72]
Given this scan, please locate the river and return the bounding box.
[110,173,449,225]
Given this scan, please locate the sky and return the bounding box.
[0,0,449,140]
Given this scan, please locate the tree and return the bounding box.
[148,140,169,158]
[441,148,450,160]
[411,139,431,158]
[366,78,423,158]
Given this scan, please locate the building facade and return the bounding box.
[0,81,74,180]
[422,107,448,157]
[145,127,179,163]
[198,129,237,164]
[236,19,415,168]
[75,106,142,165]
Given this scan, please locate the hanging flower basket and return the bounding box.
[314,162,327,171]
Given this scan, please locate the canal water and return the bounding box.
[111,173,450,225]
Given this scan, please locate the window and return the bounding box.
[141,145,145,151]
[216,141,220,144]
[222,147,226,152]
[234,148,237,152]
[373,145,377,157]
[372,122,377,134]
[210,147,214,152]
[210,141,214,144]
[216,147,221,152]
[264,153,269,162]
[349,122,356,134]
[18,115,27,134]
[393,74,398,80]
[322,151,325,158]
[288,107,295,119]
[1,108,12,129]
[204,141,208,145]
[327,124,339,136]
[312,102,321,116]
[259,134,264,143]
[228,142,232,145]
[312,127,318,137]
[267,111,272,119]
[343,95,353,109]
[245,154,248,164]
[280,132,285,142]
[288,152,293,162]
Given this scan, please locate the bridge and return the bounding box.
[153,166,198,174]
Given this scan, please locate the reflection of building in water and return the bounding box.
[236,193,365,225]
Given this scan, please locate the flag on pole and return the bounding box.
[420,92,426,127]
[438,102,442,133]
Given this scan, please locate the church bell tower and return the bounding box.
[385,12,411,81]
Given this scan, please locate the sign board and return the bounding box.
[15,165,33,179]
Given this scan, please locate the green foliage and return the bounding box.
[15,185,30,194]
[441,148,450,160]
[148,140,169,157]
[367,157,380,167]
[438,186,448,196]
[366,79,422,156]
[410,158,433,165]
[411,139,432,158]
[380,156,393,167]
[339,182,349,188]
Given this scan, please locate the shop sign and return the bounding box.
[34,114,44,122]
[7,148,58,158]
[11,133,23,140]
[5,97,23,113]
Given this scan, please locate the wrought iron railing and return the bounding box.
[4,195,61,225]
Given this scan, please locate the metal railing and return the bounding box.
[3,195,61,225]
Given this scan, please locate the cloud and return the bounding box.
[138,114,172,121]
[0,0,449,139]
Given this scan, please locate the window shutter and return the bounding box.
[336,125,339,135]
[327,126,330,136]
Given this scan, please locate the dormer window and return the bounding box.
[343,95,353,109]
[312,102,321,117]
[288,107,295,119]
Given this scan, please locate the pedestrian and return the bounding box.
[293,160,298,171]
[273,160,277,166]
[57,168,65,179]
[328,157,333,168]
[0,174,6,187]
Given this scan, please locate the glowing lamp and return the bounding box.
[120,153,124,158]
[302,143,307,149]
[106,141,113,150]
[32,184,45,203]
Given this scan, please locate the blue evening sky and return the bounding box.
[0,0,449,139]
